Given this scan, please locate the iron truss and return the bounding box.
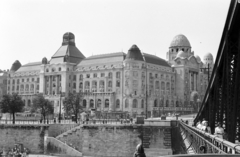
[194,0,240,143]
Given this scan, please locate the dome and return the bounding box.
[42,57,48,64]
[125,45,144,61]
[176,50,188,58]
[10,60,21,72]
[62,32,75,46]
[203,52,213,60]
[170,34,191,48]
[203,52,214,64]
[195,55,201,62]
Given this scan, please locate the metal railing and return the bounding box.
[179,121,240,154]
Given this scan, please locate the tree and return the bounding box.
[0,93,25,124]
[32,94,54,124]
[63,92,83,123]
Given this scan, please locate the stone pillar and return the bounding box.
[56,75,59,94]
[194,73,196,91]
[189,72,191,92]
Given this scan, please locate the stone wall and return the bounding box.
[48,123,79,137]
[0,124,48,154]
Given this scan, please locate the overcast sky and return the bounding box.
[0,0,230,70]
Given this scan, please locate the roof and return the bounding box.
[77,52,125,66]
[125,45,144,61]
[16,61,42,72]
[50,45,85,64]
[170,34,191,48]
[143,53,171,67]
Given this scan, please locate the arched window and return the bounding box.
[85,81,90,88]
[80,74,83,81]
[58,67,61,71]
[166,100,169,107]
[79,82,83,89]
[23,99,26,106]
[116,99,120,108]
[125,99,129,108]
[90,99,94,108]
[133,99,138,108]
[116,72,120,78]
[27,99,31,107]
[171,100,174,107]
[97,99,101,108]
[105,99,109,108]
[46,69,49,72]
[141,99,144,108]
[83,99,87,108]
[108,72,112,78]
[25,84,29,91]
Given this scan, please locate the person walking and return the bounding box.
[214,122,224,139]
[133,143,146,157]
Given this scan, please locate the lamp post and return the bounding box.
[58,86,62,123]
[197,99,201,112]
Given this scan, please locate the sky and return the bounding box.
[0,0,230,70]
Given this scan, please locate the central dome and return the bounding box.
[170,34,191,48]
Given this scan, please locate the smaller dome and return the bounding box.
[203,52,213,60]
[10,60,21,72]
[125,45,144,61]
[62,32,75,46]
[176,50,188,58]
[195,55,201,62]
[42,57,48,64]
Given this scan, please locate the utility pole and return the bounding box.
[200,63,211,83]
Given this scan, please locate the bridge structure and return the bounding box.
[194,0,240,144]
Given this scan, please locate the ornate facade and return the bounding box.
[6,33,213,118]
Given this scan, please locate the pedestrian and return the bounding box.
[201,121,211,134]
[196,120,202,130]
[214,122,224,139]
[133,142,146,157]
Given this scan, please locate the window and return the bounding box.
[154,99,158,107]
[73,83,76,89]
[27,78,29,82]
[101,73,105,77]
[86,74,90,78]
[133,80,138,87]
[108,72,112,78]
[93,73,97,78]
[17,79,19,84]
[37,78,39,83]
[97,99,101,108]
[58,67,61,71]
[46,69,49,72]
[116,72,120,78]
[69,75,71,80]
[116,80,120,87]
[155,74,158,78]
[108,81,112,87]
[37,85,39,90]
[133,99,137,108]
[12,80,15,84]
[105,99,109,108]
[141,99,144,108]
[116,99,120,108]
[90,99,94,108]
[83,99,87,108]
[166,100,169,107]
[79,74,83,80]
[73,75,76,81]
[125,99,129,108]
[52,68,55,72]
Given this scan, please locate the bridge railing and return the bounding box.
[179,121,240,154]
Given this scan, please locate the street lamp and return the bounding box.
[197,99,201,112]
[59,86,62,123]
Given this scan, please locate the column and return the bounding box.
[56,75,59,94]
[48,76,50,95]
[194,73,196,91]
[189,72,191,91]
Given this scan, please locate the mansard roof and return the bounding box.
[16,61,42,72]
[143,53,171,67]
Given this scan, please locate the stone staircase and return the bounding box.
[143,127,172,157]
